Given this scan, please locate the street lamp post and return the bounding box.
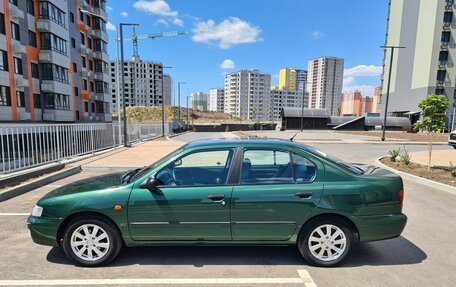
[120,23,139,147]
[177,82,185,126]
[187,95,191,127]
[161,66,172,137]
[380,45,405,141]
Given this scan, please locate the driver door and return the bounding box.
[128,148,235,241]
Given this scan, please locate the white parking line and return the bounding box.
[0,213,30,216]
[0,269,316,286]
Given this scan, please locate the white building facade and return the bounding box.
[109,58,164,113]
[306,57,344,115]
[270,89,304,120]
[208,88,224,112]
[191,92,208,111]
[224,70,271,121]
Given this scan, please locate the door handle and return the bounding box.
[295,192,313,199]
[208,194,225,201]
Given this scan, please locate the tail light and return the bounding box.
[398,189,404,204]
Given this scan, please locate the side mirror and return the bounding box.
[174,159,182,167]
[139,176,159,193]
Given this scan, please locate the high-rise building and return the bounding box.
[279,68,307,91]
[208,88,224,112]
[0,0,111,122]
[306,57,344,115]
[380,0,455,115]
[191,92,208,111]
[341,90,375,116]
[163,74,172,106]
[109,58,164,113]
[224,70,271,121]
[270,89,303,120]
[372,86,381,113]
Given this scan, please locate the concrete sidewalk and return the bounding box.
[411,149,456,167]
[79,137,186,170]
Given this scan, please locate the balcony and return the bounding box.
[92,51,109,61]
[9,5,24,20]
[91,29,108,42]
[12,42,25,55]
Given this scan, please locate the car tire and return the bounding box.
[62,216,122,267]
[298,217,355,267]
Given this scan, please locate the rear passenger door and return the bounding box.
[231,148,324,241]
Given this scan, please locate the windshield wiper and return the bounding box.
[121,168,142,184]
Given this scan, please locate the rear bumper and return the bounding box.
[27,215,61,246]
[353,213,407,242]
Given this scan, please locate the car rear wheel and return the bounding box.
[298,217,355,267]
[62,217,122,267]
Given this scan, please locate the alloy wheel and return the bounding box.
[307,224,347,262]
[70,224,110,262]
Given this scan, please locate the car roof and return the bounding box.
[184,138,310,150]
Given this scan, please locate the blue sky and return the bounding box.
[106,0,388,100]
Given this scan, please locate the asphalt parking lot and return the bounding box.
[0,132,454,286]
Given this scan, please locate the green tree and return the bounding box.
[413,94,449,170]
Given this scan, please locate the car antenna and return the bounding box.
[290,131,300,142]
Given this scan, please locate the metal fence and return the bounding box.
[0,122,173,174]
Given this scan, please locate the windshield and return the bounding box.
[127,146,186,183]
[304,146,364,175]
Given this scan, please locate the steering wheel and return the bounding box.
[157,168,176,186]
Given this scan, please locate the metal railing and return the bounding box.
[0,122,173,174]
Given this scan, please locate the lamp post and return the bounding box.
[380,45,405,141]
[161,66,172,136]
[177,82,185,125]
[120,23,139,147]
[187,95,192,127]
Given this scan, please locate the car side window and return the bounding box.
[291,153,317,183]
[156,149,233,187]
[242,149,294,184]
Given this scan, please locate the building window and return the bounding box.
[11,22,20,40]
[43,93,70,110]
[73,62,78,72]
[0,50,8,71]
[13,57,22,75]
[71,37,76,48]
[29,30,37,47]
[0,86,11,106]
[83,79,88,90]
[444,11,453,24]
[41,63,69,83]
[439,51,449,63]
[88,60,93,71]
[81,56,86,68]
[93,39,107,52]
[27,0,35,15]
[31,62,39,78]
[38,1,66,28]
[33,94,41,108]
[70,12,74,23]
[74,87,79,97]
[16,91,25,107]
[84,101,89,112]
[9,0,18,6]
[40,33,67,55]
[442,31,451,43]
[87,37,92,49]
[0,13,5,35]
[90,81,94,92]
[437,70,447,82]
[80,32,85,45]
[435,88,445,95]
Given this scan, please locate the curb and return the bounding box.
[81,166,136,171]
[375,156,456,195]
[167,130,190,140]
[0,166,81,202]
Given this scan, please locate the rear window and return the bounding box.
[304,147,364,175]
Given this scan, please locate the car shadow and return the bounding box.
[47,236,426,267]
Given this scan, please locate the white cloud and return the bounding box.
[155,19,169,27]
[133,0,178,17]
[311,30,324,39]
[106,21,117,31]
[120,11,129,17]
[106,6,113,12]
[192,17,262,49]
[343,76,356,87]
[344,65,382,77]
[343,85,377,97]
[173,18,184,26]
[220,59,235,69]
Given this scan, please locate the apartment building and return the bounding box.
[163,74,172,106]
[208,88,224,112]
[306,57,344,115]
[109,57,167,112]
[278,68,307,92]
[380,0,456,115]
[270,89,303,120]
[224,70,271,121]
[340,90,375,116]
[191,91,208,111]
[0,0,111,122]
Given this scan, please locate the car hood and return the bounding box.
[40,172,126,200]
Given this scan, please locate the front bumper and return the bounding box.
[27,215,61,246]
[353,213,407,242]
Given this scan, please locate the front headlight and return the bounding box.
[31,205,43,217]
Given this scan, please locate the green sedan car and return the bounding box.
[28,139,407,267]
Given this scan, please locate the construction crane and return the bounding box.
[119,27,187,60]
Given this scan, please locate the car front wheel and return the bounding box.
[298,217,355,267]
[62,217,122,267]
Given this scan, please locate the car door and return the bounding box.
[128,148,235,241]
[231,148,324,241]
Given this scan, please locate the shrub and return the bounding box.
[399,146,412,166]
[388,148,401,162]
[450,163,456,178]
